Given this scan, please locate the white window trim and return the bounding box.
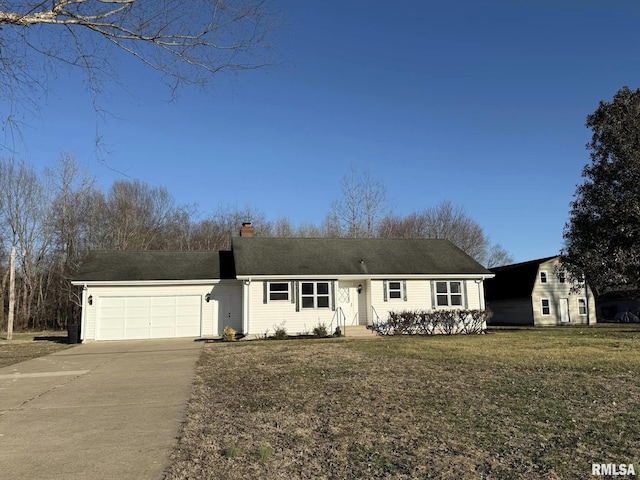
[541,298,551,316]
[435,281,464,308]
[268,281,290,302]
[386,280,405,301]
[577,297,587,316]
[301,281,331,309]
[540,271,547,283]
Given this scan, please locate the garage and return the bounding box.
[72,250,238,341]
[97,295,202,341]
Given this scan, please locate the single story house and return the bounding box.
[71,224,494,341]
[484,256,596,326]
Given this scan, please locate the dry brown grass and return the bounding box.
[0,331,71,368]
[166,326,640,479]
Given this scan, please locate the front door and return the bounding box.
[338,282,358,325]
[338,281,367,326]
[559,298,570,324]
[214,294,242,335]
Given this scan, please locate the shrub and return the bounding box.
[312,323,329,337]
[272,322,287,340]
[371,309,491,336]
[222,326,236,342]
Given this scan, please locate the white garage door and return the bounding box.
[97,296,202,340]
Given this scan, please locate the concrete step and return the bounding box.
[342,325,377,338]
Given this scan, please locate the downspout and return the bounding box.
[242,279,251,335]
[81,285,88,342]
[475,277,485,310]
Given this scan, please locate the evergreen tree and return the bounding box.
[563,86,640,297]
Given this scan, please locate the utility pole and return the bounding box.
[7,245,15,340]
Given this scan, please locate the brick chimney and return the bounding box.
[240,222,255,237]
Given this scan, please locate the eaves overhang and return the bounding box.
[235,274,495,281]
[71,279,225,287]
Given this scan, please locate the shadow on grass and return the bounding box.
[33,335,69,344]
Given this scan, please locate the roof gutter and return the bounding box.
[70,279,226,287]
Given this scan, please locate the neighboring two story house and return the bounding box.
[484,256,596,326]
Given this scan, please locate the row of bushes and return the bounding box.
[372,309,493,336]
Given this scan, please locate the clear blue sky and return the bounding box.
[3,0,639,262]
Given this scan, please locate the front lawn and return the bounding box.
[0,331,71,368]
[166,326,640,479]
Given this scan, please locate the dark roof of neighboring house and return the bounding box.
[485,256,557,300]
[232,237,491,277]
[72,250,236,282]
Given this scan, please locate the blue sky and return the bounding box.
[3,0,640,262]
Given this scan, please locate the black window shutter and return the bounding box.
[263,282,268,304]
[331,281,336,311]
[403,280,407,301]
[383,280,388,302]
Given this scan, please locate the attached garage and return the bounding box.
[72,250,239,342]
[97,295,202,341]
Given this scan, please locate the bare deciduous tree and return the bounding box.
[330,166,388,237]
[378,201,513,268]
[0,158,53,327]
[45,154,98,325]
[104,180,182,250]
[0,0,279,145]
[484,243,513,269]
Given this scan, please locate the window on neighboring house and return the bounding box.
[541,298,550,315]
[268,282,290,301]
[540,271,547,283]
[387,281,404,300]
[301,282,330,309]
[558,271,566,283]
[436,281,463,307]
[578,298,587,315]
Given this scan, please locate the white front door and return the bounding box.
[338,282,356,325]
[210,283,243,335]
[559,298,570,323]
[338,281,367,326]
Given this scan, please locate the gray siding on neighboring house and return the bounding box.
[487,297,534,325]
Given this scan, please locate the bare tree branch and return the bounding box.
[0,0,279,150]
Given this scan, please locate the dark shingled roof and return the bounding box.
[484,256,557,300]
[72,250,235,282]
[232,237,491,277]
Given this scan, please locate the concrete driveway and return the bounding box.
[0,339,203,480]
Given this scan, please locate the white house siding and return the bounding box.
[82,284,215,341]
[532,259,596,326]
[369,279,484,323]
[246,280,339,335]
[244,278,488,335]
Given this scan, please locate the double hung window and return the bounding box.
[268,282,290,301]
[541,299,551,315]
[436,281,463,307]
[301,282,330,309]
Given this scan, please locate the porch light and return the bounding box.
[88,295,93,305]
[205,293,211,303]
[358,284,363,294]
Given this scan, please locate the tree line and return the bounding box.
[0,156,512,331]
